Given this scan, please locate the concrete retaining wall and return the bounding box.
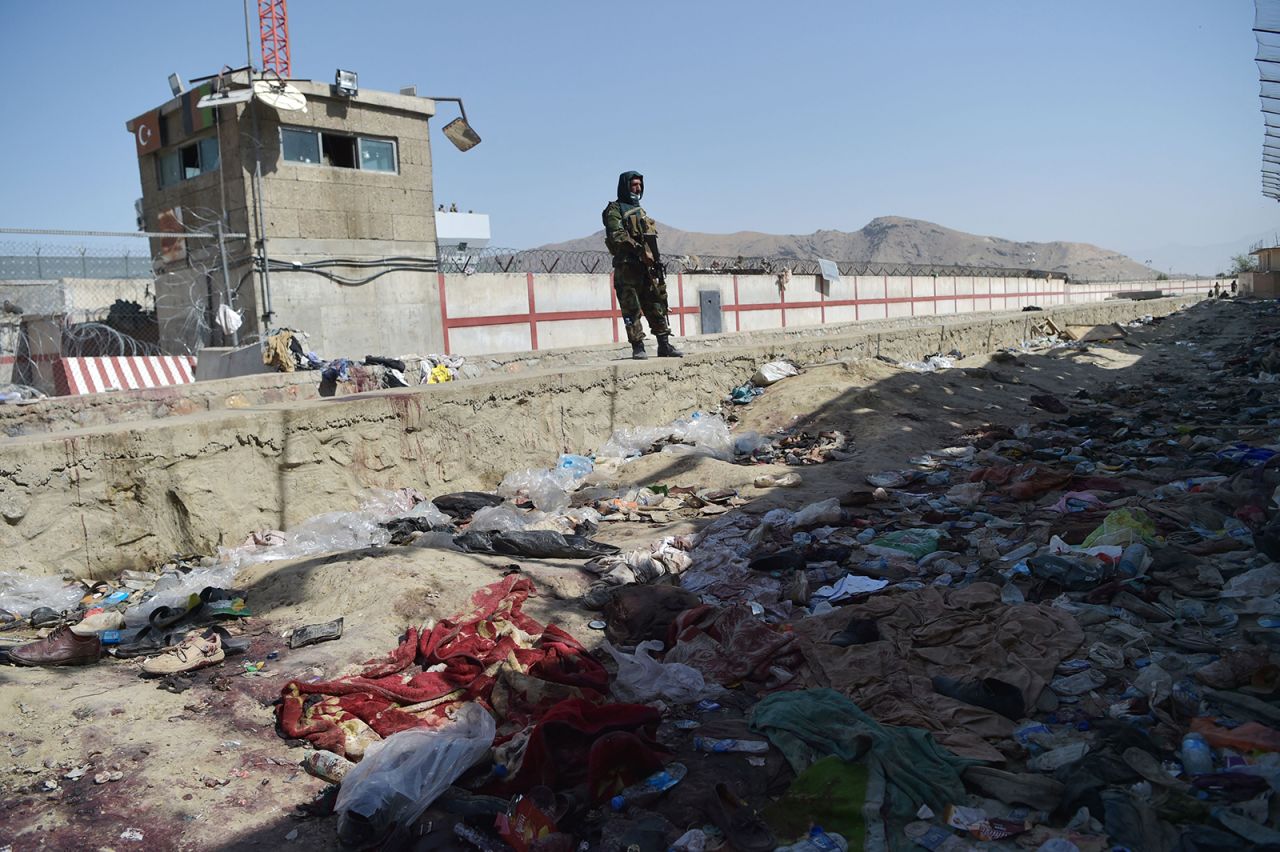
[1,296,1196,579]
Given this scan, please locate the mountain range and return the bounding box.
[540,216,1156,281]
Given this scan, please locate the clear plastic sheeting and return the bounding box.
[217,489,420,569]
[1259,0,1280,36]
[335,703,496,849]
[497,454,594,512]
[901,354,957,373]
[469,504,601,535]
[597,412,733,462]
[1259,1,1280,196]
[0,572,85,618]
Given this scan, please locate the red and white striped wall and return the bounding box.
[54,355,197,396]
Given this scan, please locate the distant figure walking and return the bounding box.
[602,170,683,360]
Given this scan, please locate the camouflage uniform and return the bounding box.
[603,171,672,346]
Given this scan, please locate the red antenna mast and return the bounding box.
[259,0,290,78]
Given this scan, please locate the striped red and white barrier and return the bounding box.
[53,355,197,396]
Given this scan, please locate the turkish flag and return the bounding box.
[132,109,161,156]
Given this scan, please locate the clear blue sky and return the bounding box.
[1,0,1274,273]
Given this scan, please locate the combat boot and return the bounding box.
[656,335,684,358]
[631,341,648,360]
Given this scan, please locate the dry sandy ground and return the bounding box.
[0,299,1236,851]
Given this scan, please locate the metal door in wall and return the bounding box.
[699,289,722,334]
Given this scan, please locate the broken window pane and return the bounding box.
[198,136,219,173]
[282,128,319,164]
[360,138,396,172]
[158,151,181,188]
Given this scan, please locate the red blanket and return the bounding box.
[277,577,609,756]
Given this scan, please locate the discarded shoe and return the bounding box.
[707,783,775,852]
[71,609,125,636]
[1195,649,1271,690]
[1121,747,1186,790]
[962,766,1065,811]
[140,631,225,676]
[931,675,1025,720]
[1111,590,1172,623]
[28,606,63,628]
[830,617,881,647]
[290,618,344,649]
[9,625,102,667]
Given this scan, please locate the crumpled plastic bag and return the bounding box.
[1221,564,1280,599]
[752,361,800,386]
[865,528,942,560]
[0,572,85,618]
[603,640,722,704]
[1081,508,1158,549]
[597,413,733,461]
[499,469,573,513]
[793,498,843,529]
[335,703,495,849]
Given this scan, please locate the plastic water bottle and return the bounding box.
[1001,584,1025,604]
[302,750,356,784]
[1181,733,1214,776]
[692,737,769,754]
[609,762,687,811]
[1117,543,1149,577]
[776,827,848,852]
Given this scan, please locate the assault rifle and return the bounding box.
[641,234,666,290]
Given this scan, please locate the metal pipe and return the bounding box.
[216,221,239,346]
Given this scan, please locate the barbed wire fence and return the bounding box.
[2,231,1218,398]
[0,219,250,397]
[435,246,1078,278]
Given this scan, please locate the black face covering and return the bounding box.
[616,170,644,207]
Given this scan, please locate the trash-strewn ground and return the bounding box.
[3,297,1278,851]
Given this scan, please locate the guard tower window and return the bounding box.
[322,133,357,168]
[157,134,220,188]
[281,126,397,173]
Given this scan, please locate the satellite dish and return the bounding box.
[252,80,308,112]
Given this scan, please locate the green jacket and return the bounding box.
[603,170,657,267]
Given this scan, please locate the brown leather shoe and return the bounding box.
[10,625,102,666]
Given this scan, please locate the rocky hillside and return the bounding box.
[541,215,1153,280]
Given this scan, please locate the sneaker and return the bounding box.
[9,625,102,666]
[71,609,126,636]
[140,632,225,676]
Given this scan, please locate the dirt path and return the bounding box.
[0,298,1249,850]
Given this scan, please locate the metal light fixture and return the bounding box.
[168,72,185,96]
[334,69,359,97]
[430,96,481,152]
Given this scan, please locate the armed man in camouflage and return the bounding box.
[603,171,683,359]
